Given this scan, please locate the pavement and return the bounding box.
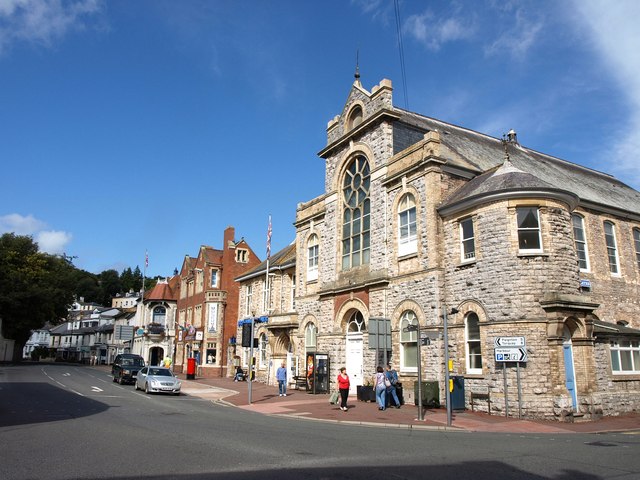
[174,372,640,434]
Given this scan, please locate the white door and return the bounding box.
[346,334,363,394]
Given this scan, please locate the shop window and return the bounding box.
[206,343,216,365]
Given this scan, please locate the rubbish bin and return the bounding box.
[451,375,465,411]
[414,380,440,408]
[186,358,196,380]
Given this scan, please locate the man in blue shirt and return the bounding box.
[276,361,287,397]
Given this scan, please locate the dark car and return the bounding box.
[111,354,145,384]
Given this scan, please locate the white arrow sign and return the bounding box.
[494,336,526,347]
[91,386,103,393]
[495,347,527,362]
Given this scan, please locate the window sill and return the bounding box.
[611,373,640,381]
[306,279,318,285]
[456,259,476,268]
[517,252,549,258]
[398,252,418,261]
[463,373,485,379]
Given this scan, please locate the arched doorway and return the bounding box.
[562,325,578,410]
[150,346,164,367]
[345,311,366,394]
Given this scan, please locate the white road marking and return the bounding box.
[91,386,103,393]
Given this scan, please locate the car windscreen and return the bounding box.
[132,358,144,366]
[149,369,172,376]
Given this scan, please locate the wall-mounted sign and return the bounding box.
[195,331,204,341]
[494,336,526,347]
[495,347,528,362]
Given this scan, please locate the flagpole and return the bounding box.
[250,215,271,404]
[142,250,147,363]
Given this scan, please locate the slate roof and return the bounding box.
[235,242,296,282]
[396,109,640,216]
[593,320,640,337]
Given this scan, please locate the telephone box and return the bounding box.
[305,353,330,394]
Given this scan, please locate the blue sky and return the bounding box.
[1,0,639,278]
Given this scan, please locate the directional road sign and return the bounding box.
[494,336,526,347]
[495,347,527,362]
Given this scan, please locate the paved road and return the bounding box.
[1,364,639,480]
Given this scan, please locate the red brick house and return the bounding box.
[174,226,260,377]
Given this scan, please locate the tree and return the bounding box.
[132,266,143,293]
[120,267,134,292]
[97,269,122,306]
[0,234,77,361]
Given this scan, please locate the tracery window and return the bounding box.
[342,156,370,269]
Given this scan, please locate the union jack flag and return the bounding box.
[266,215,272,259]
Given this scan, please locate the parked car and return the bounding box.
[111,354,145,384]
[134,367,181,395]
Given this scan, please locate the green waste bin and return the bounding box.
[414,380,440,408]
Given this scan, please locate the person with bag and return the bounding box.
[373,366,387,410]
[337,367,350,411]
[385,363,401,409]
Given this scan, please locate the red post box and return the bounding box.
[187,357,196,380]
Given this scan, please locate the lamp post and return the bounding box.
[442,306,459,427]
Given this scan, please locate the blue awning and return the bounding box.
[237,316,268,326]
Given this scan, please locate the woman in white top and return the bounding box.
[372,365,387,410]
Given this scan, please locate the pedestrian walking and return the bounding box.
[373,366,387,410]
[337,367,350,411]
[276,361,287,397]
[385,363,400,408]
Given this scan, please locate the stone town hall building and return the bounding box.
[242,76,640,421]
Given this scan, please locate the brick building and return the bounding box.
[175,226,260,378]
[291,76,640,420]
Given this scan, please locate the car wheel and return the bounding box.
[113,376,117,383]
[173,392,180,396]
[117,374,123,385]
[144,383,150,394]
[134,382,139,391]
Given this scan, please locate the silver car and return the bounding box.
[134,367,181,395]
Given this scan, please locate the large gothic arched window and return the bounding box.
[342,156,370,270]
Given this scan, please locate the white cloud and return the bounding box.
[484,8,544,59]
[0,213,72,254]
[405,11,474,51]
[35,230,72,254]
[571,0,640,187]
[0,0,104,55]
[0,213,46,234]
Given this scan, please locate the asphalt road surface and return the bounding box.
[1,363,639,480]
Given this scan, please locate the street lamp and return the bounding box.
[442,306,459,427]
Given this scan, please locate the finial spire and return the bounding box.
[501,134,511,164]
[354,50,361,86]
